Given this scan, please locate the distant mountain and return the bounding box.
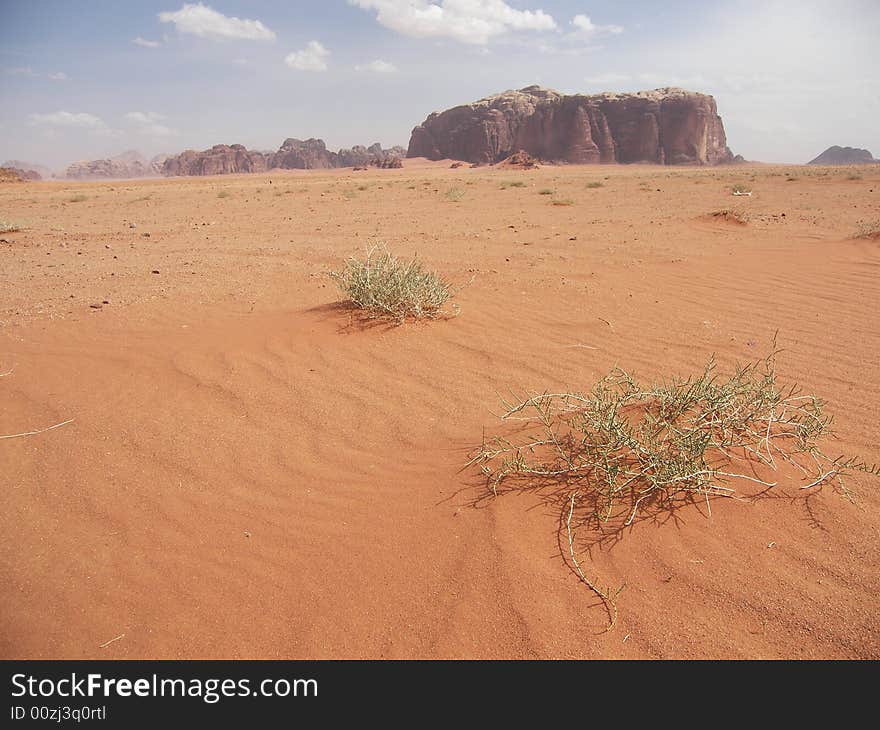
[807,146,876,165]
[162,139,406,176]
[2,160,52,179]
[62,151,171,180]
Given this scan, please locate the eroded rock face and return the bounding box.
[808,146,876,165]
[407,85,734,165]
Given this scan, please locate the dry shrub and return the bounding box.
[329,245,461,323]
[469,347,877,628]
[853,221,880,240]
[711,208,749,224]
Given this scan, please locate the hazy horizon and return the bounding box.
[2,0,878,171]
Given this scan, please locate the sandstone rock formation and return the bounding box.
[407,85,734,166]
[162,139,405,176]
[371,155,403,169]
[808,146,876,165]
[497,151,540,169]
[63,151,170,180]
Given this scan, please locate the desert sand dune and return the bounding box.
[1,162,878,658]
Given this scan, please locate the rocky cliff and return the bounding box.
[162,140,405,176]
[808,146,876,165]
[407,86,734,165]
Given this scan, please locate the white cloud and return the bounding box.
[5,66,33,75]
[48,72,68,81]
[133,36,161,48]
[284,41,329,71]
[355,59,398,73]
[571,14,623,36]
[29,111,121,138]
[349,0,557,45]
[29,111,107,129]
[159,3,276,41]
[125,111,178,137]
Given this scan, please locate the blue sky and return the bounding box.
[2,0,878,169]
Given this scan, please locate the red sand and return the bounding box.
[1,161,878,658]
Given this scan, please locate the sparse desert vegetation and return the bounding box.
[2,161,879,661]
[0,219,23,233]
[445,187,465,202]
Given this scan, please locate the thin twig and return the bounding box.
[99,634,125,649]
[0,418,75,440]
[567,492,617,631]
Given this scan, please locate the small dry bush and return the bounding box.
[0,219,23,233]
[469,347,877,628]
[538,188,553,195]
[67,194,87,203]
[586,181,604,189]
[501,180,526,189]
[853,221,880,239]
[329,245,460,323]
[730,183,752,195]
[445,187,465,203]
[552,198,575,206]
[710,208,749,224]
[217,190,230,199]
